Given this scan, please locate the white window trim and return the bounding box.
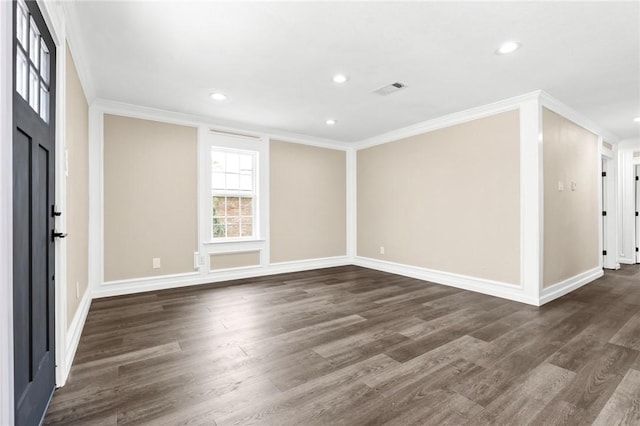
[198,127,270,266]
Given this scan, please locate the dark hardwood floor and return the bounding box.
[45,264,640,425]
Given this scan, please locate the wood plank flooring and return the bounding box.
[44,264,640,425]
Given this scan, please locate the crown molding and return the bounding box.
[60,1,97,102]
[353,91,543,150]
[538,90,619,144]
[92,98,350,151]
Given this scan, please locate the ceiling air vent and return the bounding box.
[373,82,407,96]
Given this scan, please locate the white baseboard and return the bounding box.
[539,267,603,305]
[603,262,621,270]
[618,258,637,265]
[353,256,538,306]
[60,287,92,386]
[93,256,351,298]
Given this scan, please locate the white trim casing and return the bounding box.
[598,136,604,271]
[33,0,81,389]
[636,162,640,264]
[0,0,15,423]
[63,288,91,379]
[92,98,348,151]
[198,127,270,274]
[346,148,357,261]
[88,105,104,292]
[618,147,639,264]
[354,256,538,306]
[539,92,619,145]
[37,1,70,387]
[601,151,619,270]
[520,96,543,302]
[94,256,351,298]
[356,91,561,150]
[539,267,603,305]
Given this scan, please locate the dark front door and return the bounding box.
[13,0,57,424]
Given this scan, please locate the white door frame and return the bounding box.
[1,0,69,416]
[37,0,70,387]
[0,0,15,423]
[601,149,618,270]
[635,162,640,263]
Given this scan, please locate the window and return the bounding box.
[15,0,50,122]
[200,130,267,247]
[210,148,257,240]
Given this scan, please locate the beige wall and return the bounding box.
[270,140,347,263]
[65,45,89,326]
[357,110,521,285]
[210,251,261,270]
[104,115,198,281]
[543,108,599,287]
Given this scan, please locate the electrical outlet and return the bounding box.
[380,246,385,255]
[152,258,161,269]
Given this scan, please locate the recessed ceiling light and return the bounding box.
[332,74,349,84]
[210,92,227,101]
[634,116,640,122]
[496,41,521,55]
[326,119,337,126]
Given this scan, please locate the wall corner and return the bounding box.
[520,96,544,303]
[346,147,357,262]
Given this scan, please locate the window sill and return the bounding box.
[203,238,265,246]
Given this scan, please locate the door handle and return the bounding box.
[52,230,67,242]
[51,205,62,217]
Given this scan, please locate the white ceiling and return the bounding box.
[66,1,640,143]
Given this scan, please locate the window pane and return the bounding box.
[227,217,240,238]
[227,197,240,216]
[29,66,38,111]
[212,217,226,238]
[226,173,239,190]
[239,174,252,191]
[39,83,48,122]
[40,40,49,83]
[212,172,225,190]
[212,196,226,217]
[240,218,253,237]
[16,49,27,100]
[240,197,252,216]
[212,151,225,171]
[239,154,253,172]
[29,17,39,68]
[16,0,28,48]
[226,153,239,173]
